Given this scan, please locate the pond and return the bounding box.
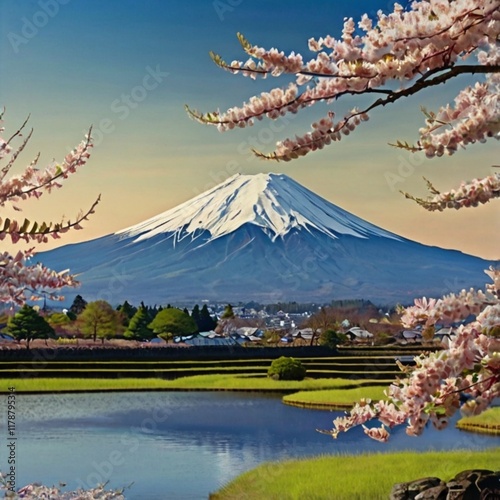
[0,391,498,499]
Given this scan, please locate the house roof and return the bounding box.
[290,328,315,339]
[198,330,219,338]
[401,330,422,339]
[346,327,373,338]
[185,337,236,347]
[235,327,259,337]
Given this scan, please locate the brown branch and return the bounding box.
[1,195,101,240]
[358,65,499,114]
[437,373,500,403]
[394,5,496,42]
[255,64,500,160]
[213,5,498,82]
[6,114,31,145]
[0,129,34,182]
[7,127,93,200]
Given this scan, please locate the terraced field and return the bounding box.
[0,347,424,381]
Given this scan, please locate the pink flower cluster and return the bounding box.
[417,76,499,158]
[0,249,77,305]
[409,173,500,211]
[400,274,498,329]
[0,114,96,305]
[0,474,126,499]
[0,136,93,212]
[270,109,369,161]
[188,0,499,162]
[326,268,499,442]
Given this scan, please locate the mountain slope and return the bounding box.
[37,173,494,305]
[116,173,402,244]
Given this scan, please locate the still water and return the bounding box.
[1,391,498,499]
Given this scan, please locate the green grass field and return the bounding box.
[456,407,500,435]
[282,386,388,409]
[209,449,500,500]
[0,375,387,393]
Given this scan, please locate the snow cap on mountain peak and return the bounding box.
[116,172,401,244]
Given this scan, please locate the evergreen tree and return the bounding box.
[8,305,55,349]
[199,304,217,331]
[124,306,155,341]
[147,305,161,322]
[69,294,87,315]
[191,304,201,330]
[117,300,137,326]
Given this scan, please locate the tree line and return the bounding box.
[3,295,218,348]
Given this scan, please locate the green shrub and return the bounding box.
[319,330,347,349]
[267,356,306,381]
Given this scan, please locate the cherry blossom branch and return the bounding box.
[0,194,101,244]
[320,267,500,442]
[211,3,499,82]
[0,130,34,183]
[0,113,97,304]
[0,249,78,305]
[400,282,498,330]
[189,0,499,173]
[0,127,93,206]
[253,65,499,161]
[4,114,30,148]
[401,172,500,211]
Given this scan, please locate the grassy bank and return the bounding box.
[282,386,387,410]
[209,448,500,500]
[0,375,387,393]
[457,407,500,435]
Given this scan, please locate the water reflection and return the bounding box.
[1,392,498,500]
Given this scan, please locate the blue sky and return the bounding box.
[0,0,498,260]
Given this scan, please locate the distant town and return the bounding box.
[0,295,459,350]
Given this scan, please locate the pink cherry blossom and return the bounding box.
[323,268,500,442]
[0,113,97,305]
[187,0,499,166]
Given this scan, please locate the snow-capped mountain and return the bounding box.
[38,173,493,306]
[116,173,401,245]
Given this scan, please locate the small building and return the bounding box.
[397,330,423,344]
[345,327,373,343]
[290,328,316,345]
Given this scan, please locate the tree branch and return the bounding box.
[255,64,500,160]
[0,195,101,243]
